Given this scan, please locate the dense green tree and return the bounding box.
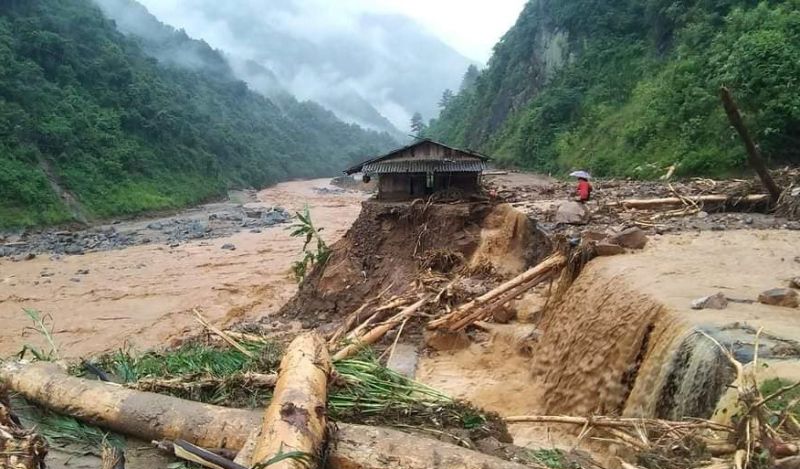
[459,65,480,92]
[0,0,395,228]
[439,89,455,109]
[410,112,426,136]
[427,0,800,178]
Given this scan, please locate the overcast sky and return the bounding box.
[365,0,527,61]
[138,0,527,62]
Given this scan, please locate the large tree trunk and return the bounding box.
[0,362,529,469]
[719,86,782,202]
[248,332,331,468]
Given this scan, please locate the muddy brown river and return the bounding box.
[0,179,366,359]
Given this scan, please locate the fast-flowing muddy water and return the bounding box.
[0,179,366,359]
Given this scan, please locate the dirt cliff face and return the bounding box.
[278,200,551,327]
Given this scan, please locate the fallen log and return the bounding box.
[332,297,429,361]
[448,273,550,331]
[248,332,331,469]
[428,253,567,331]
[0,362,528,469]
[720,87,782,203]
[608,194,769,211]
[504,415,732,432]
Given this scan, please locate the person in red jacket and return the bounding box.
[577,177,592,202]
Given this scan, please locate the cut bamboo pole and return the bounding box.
[428,254,567,330]
[0,362,528,469]
[249,332,331,469]
[333,296,429,361]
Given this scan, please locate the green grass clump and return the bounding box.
[12,398,123,455]
[97,340,280,382]
[89,342,506,442]
[760,378,800,419]
[524,449,579,469]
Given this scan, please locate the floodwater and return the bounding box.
[0,179,366,359]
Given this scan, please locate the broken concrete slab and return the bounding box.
[758,288,799,308]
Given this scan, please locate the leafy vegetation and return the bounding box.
[526,449,579,469]
[0,0,394,229]
[288,207,331,281]
[427,0,800,178]
[88,341,500,437]
[760,378,800,419]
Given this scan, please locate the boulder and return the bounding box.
[492,306,517,324]
[64,244,84,255]
[221,243,236,251]
[758,288,799,308]
[261,208,291,226]
[691,292,728,310]
[609,227,648,250]
[594,242,625,257]
[582,231,608,242]
[791,277,800,289]
[424,329,471,352]
[554,202,588,225]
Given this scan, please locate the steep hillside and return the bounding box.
[134,0,475,133]
[427,0,800,178]
[0,0,395,228]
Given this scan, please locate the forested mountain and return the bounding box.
[0,0,395,228]
[131,0,475,135]
[427,0,800,178]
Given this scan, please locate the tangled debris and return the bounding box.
[0,391,46,469]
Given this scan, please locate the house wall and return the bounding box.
[378,172,480,200]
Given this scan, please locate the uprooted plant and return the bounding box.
[288,206,331,281]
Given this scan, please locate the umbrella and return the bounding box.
[569,170,591,180]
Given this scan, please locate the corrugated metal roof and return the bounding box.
[363,160,485,174]
[344,138,491,175]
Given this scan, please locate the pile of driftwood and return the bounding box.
[0,332,534,469]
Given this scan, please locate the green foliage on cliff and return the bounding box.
[0,0,394,228]
[427,0,800,178]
